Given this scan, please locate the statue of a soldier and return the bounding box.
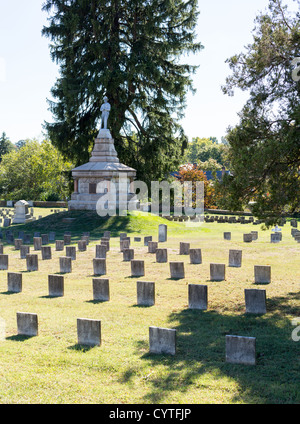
[99,96,111,130]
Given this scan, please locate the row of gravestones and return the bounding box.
[7,276,263,365]
[224,230,285,244]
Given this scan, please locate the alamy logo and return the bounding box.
[292,57,300,82]
[291,318,300,342]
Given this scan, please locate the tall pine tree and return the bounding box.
[42,0,202,185]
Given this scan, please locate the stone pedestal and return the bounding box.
[12,200,33,224]
[68,129,136,211]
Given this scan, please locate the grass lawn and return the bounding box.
[0,210,299,404]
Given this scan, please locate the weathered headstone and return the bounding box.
[244,289,267,314]
[243,234,253,243]
[26,254,38,272]
[169,262,185,279]
[33,237,42,251]
[179,242,190,255]
[77,318,101,347]
[7,272,22,293]
[123,248,134,262]
[66,246,76,260]
[224,232,231,241]
[14,239,23,250]
[131,260,145,277]
[93,278,110,302]
[48,274,64,297]
[120,233,127,240]
[149,326,176,355]
[251,231,258,240]
[20,245,30,259]
[137,281,155,306]
[144,236,152,246]
[59,256,72,273]
[103,231,111,239]
[120,239,130,252]
[81,235,90,245]
[93,258,106,276]
[78,240,87,252]
[225,335,256,365]
[158,224,167,242]
[156,248,168,263]
[95,245,107,259]
[49,232,56,242]
[210,263,225,281]
[188,284,207,310]
[41,246,52,260]
[134,237,141,242]
[228,250,242,268]
[254,265,271,284]
[41,234,49,245]
[64,235,71,245]
[189,248,202,264]
[56,240,64,251]
[17,312,38,337]
[148,241,158,253]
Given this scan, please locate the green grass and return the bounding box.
[0,210,299,404]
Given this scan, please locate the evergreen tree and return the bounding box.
[218,0,300,224]
[42,0,202,185]
[0,132,15,161]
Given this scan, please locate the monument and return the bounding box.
[68,97,137,211]
[12,200,33,224]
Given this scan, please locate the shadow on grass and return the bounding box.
[67,344,97,352]
[124,292,300,404]
[6,334,36,342]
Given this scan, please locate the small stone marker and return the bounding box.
[271,233,281,243]
[95,245,107,259]
[56,240,64,251]
[228,250,242,267]
[144,236,152,246]
[0,244,3,255]
[41,246,52,260]
[224,232,231,240]
[254,265,271,284]
[78,240,87,252]
[134,237,141,242]
[131,260,145,277]
[244,289,267,314]
[169,262,185,279]
[179,242,190,255]
[148,241,158,253]
[101,240,110,251]
[59,256,72,273]
[158,224,167,242]
[120,233,127,240]
[210,263,225,281]
[137,281,155,306]
[120,239,130,252]
[17,312,38,337]
[156,248,168,263]
[33,237,42,251]
[251,231,258,240]
[64,235,71,245]
[48,274,64,297]
[149,326,176,355]
[243,234,253,243]
[26,254,38,272]
[93,278,110,302]
[225,335,256,365]
[49,232,56,242]
[103,231,111,239]
[24,234,31,244]
[7,272,22,293]
[20,245,30,259]
[41,234,49,245]
[93,258,106,276]
[77,318,101,347]
[123,248,134,262]
[3,218,11,227]
[66,246,76,260]
[14,239,23,250]
[189,248,202,264]
[188,284,207,310]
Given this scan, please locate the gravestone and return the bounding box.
[66,246,76,260]
[93,279,110,302]
[7,272,22,293]
[24,234,31,244]
[56,240,64,251]
[188,284,208,310]
[243,234,253,243]
[179,242,190,255]
[64,235,71,245]
[224,232,231,240]
[48,274,64,297]
[271,233,281,243]
[228,250,242,268]
[120,239,130,252]
[210,263,225,281]
[3,218,11,227]
[254,265,271,284]
[225,335,256,365]
[77,318,101,347]
[189,249,202,264]
[137,281,155,306]
[33,237,42,251]
[131,260,145,277]
[120,233,127,240]
[148,241,158,253]
[41,246,52,260]
[156,248,168,263]
[0,244,3,254]
[26,254,38,272]
[101,240,110,251]
[41,234,49,245]
[123,248,134,262]
[0,254,9,270]
[149,326,176,355]
[14,239,23,250]
[144,236,152,246]
[78,240,87,252]
[59,256,72,273]
[134,237,141,242]
[169,262,185,279]
[158,224,167,242]
[49,232,56,242]
[81,235,90,245]
[251,231,258,240]
[103,231,111,239]
[244,289,267,314]
[17,312,38,337]
[93,258,106,276]
[95,245,107,259]
[20,245,30,259]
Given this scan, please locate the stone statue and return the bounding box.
[100,96,111,130]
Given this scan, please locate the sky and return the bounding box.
[0,0,298,144]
